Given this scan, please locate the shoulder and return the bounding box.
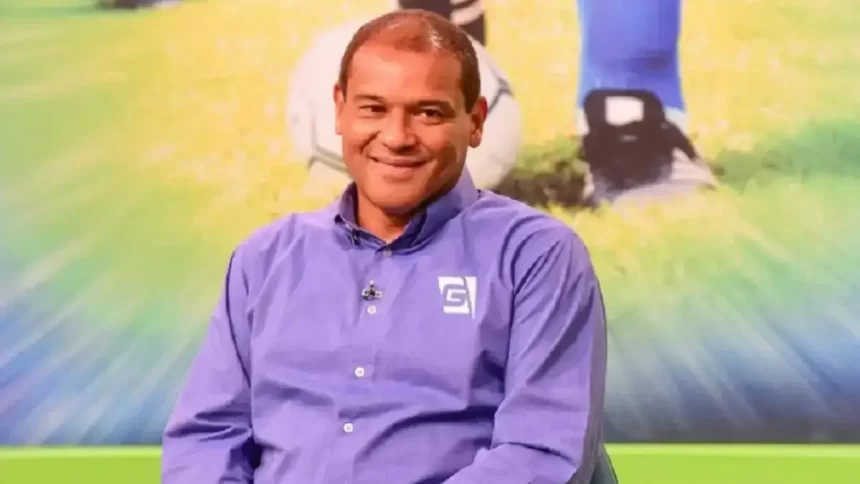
[467,191,594,285]
[230,205,337,278]
[469,190,590,256]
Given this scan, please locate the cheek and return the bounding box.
[437,142,462,165]
[341,119,377,150]
[421,126,465,158]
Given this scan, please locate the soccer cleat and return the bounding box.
[577,88,717,207]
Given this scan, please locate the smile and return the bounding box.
[371,157,429,169]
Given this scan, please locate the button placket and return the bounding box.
[345,245,386,405]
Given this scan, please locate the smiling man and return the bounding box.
[161,9,608,484]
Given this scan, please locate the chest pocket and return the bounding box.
[374,266,510,403]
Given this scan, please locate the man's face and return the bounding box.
[334,42,487,215]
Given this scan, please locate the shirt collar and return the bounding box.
[333,169,479,250]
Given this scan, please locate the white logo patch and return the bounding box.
[437,276,477,318]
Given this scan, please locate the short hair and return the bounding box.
[337,9,482,111]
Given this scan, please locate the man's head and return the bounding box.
[334,9,488,218]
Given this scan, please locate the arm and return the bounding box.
[161,246,258,483]
[445,230,607,484]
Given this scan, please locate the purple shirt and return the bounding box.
[161,171,607,484]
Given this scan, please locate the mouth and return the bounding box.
[370,156,429,169]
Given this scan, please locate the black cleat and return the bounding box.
[578,88,718,208]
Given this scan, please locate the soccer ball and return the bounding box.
[285,19,523,192]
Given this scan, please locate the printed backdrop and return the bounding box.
[2,0,859,445]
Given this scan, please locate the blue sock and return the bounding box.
[576,0,685,113]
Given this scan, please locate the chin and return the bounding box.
[368,191,424,215]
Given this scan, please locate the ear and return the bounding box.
[333,83,346,135]
[468,96,488,148]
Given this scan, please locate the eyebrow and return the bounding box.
[352,94,386,103]
[352,94,454,109]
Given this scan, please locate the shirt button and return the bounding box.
[354,366,366,378]
[367,305,377,315]
[343,422,354,434]
[382,248,392,257]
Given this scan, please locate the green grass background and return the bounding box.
[2,446,860,483]
[3,0,859,323]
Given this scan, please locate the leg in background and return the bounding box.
[574,0,718,206]
[575,0,685,133]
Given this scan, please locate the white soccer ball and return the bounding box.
[285,19,523,192]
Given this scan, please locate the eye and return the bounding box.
[418,109,444,121]
[358,104,385,115]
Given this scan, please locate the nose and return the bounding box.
[379,110,417,151]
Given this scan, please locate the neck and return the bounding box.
[351,175,461,244]
[355,199,416,243]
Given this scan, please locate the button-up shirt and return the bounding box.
[161,171,607,484]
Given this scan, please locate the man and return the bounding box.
[162,10,607,484]
[398,0,717,206]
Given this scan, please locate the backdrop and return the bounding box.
[2,0,859,446]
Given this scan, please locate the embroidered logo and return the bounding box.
[437,276,477,318]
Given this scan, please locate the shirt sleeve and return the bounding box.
[161,246,258,483]
[443,229,608,484]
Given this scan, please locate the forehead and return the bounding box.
[347,43,464,104]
